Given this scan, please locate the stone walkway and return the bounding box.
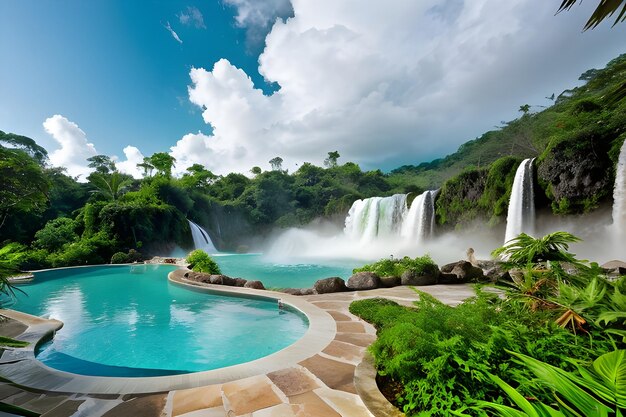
[0,285,478,417]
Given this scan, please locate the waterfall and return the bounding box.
[504,158,535,244]
[613,140,626,236]
[401,190,437,242]
[188,220,217,253]
[345,195,407,242]
[344,193,439,243]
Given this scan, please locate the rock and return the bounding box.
[244,280,265,290]
[440,262,458,273]
[185,271,211,283]
[233,278,248,287]
[314,277,347,294]
[209,274,236,286]
[437,272,460,284]
[346,272,380,290]
[601,260,626,275]
[400,270,437,286]
[451,261,484,282]
[380,275,401,288]
[476,260,508,282]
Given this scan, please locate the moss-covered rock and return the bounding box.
[435,168,488,228]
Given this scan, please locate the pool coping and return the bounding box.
[0,267,336,395]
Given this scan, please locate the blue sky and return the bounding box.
[1,0,625,178]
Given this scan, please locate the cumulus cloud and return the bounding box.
[163,21,183,44]
[170,132,217,176]
[181,0,625,175]
[115,146,145,179]
[43,115,97,179]
[178,6,206,29]
[223,0,293,49]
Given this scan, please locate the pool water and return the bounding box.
[12,265,308,377]
[213,254,356,288]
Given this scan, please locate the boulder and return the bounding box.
[314,277,347,294]
[346,272,380,290]
[476,260,508,282]
[244,280,265,290]
[601,260,626,275]
[439,260,484,283]
[209,274,236,286]
[233,278,248,287]
[437,272,460,284]
[380,275,401,288]
[185,271,211,283]
[400,270,437,286]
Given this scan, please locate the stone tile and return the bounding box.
[172,385,223,416]
[251,403,300,417]
[3,391,41,406]
[288,391,340,417]
[101,394,167,417]
[178,406,227,417]
[336,321,366,333]
[334,333,376,348]
[21,394,69,414]
[41,400,84,417]
[267,367,320,397]
[310,302,350,310]
[222,375,283,415]
[314,387,372,417]
[298,355,356,394]
[327,311,353,322]
[322,340,365,364]
[0,384,24,401]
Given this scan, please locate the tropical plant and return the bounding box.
[0,243,27,304]
[0,130,48,164]
[469,349,626,416]
[186,249,221,274]
[558,0,626,30]
[147,152,176,178]
[87,154,116,174]
[353,255,438,278]
[493,232,583,267]
[88,172,132,201]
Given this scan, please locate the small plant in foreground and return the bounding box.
[353,255,438,277]
[186,249,221,274]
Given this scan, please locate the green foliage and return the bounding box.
[0,243,28,304]
[351,290,616,416]
[478,157,522,223]
[33,218,78,252]
[186,249,221,274]
[88,172,133,201]
[46,231,118,267]
[0,335,28,348]
[492,231,583,266]
[110,252,130,264]
[353,255,438,277]
[473,350,626,416]
[436,168,488,227]
[0,130,48,164]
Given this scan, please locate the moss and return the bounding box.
[435,168,488,228]
[478,156,522,223]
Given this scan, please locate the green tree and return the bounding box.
[269,156,283,171]
[88,172,132,201]
[518,104,531,115]
[147,152,176,178]
[33,217,78,251]
[137,158,155,178]
[180,164,217,189]
[87,155,116,174]
[250,166,262,176]
[0,130,48,165]
[324,151,340,168]
[0,148,49,231]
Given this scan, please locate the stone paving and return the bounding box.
[0,284,478,417]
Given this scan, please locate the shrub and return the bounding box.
[186,249,221,274]
[110,252,130,264]
[33,217,78,251]
[353,255,438,277]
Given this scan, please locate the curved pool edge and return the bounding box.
[0,268,336,395]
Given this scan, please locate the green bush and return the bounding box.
[350,290,616,416]
[353,255,438,277]
[110,252,130,264]
[186,249,221,274]
[33,217,78,251]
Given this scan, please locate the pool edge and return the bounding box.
[0,267,336,395]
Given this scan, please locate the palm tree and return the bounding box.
[558,0,626,30]
[89,172,132,201]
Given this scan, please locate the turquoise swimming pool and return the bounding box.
[11,265,308,377]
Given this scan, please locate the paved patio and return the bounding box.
[0,277,478,417]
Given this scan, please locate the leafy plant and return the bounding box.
[493,232,583,266]
[0,243,27,305]
[470,350,626,416]
[186,249,221,274]
[353,255,438,277]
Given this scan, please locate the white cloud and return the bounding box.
[170,132,216,175]
[178,6,206,29]
[115,146,145,179]
[181,0,626,174]
[223,0,293,48]
[43,115,97,180]
[163,21,183,44]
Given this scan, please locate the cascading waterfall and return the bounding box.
[504,158,535,244]
[613,140,626,236]
[344,191,436,243]
[401,190,437,242]
[188,220,217,253]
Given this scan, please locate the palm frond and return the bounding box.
[558,0,626,30]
